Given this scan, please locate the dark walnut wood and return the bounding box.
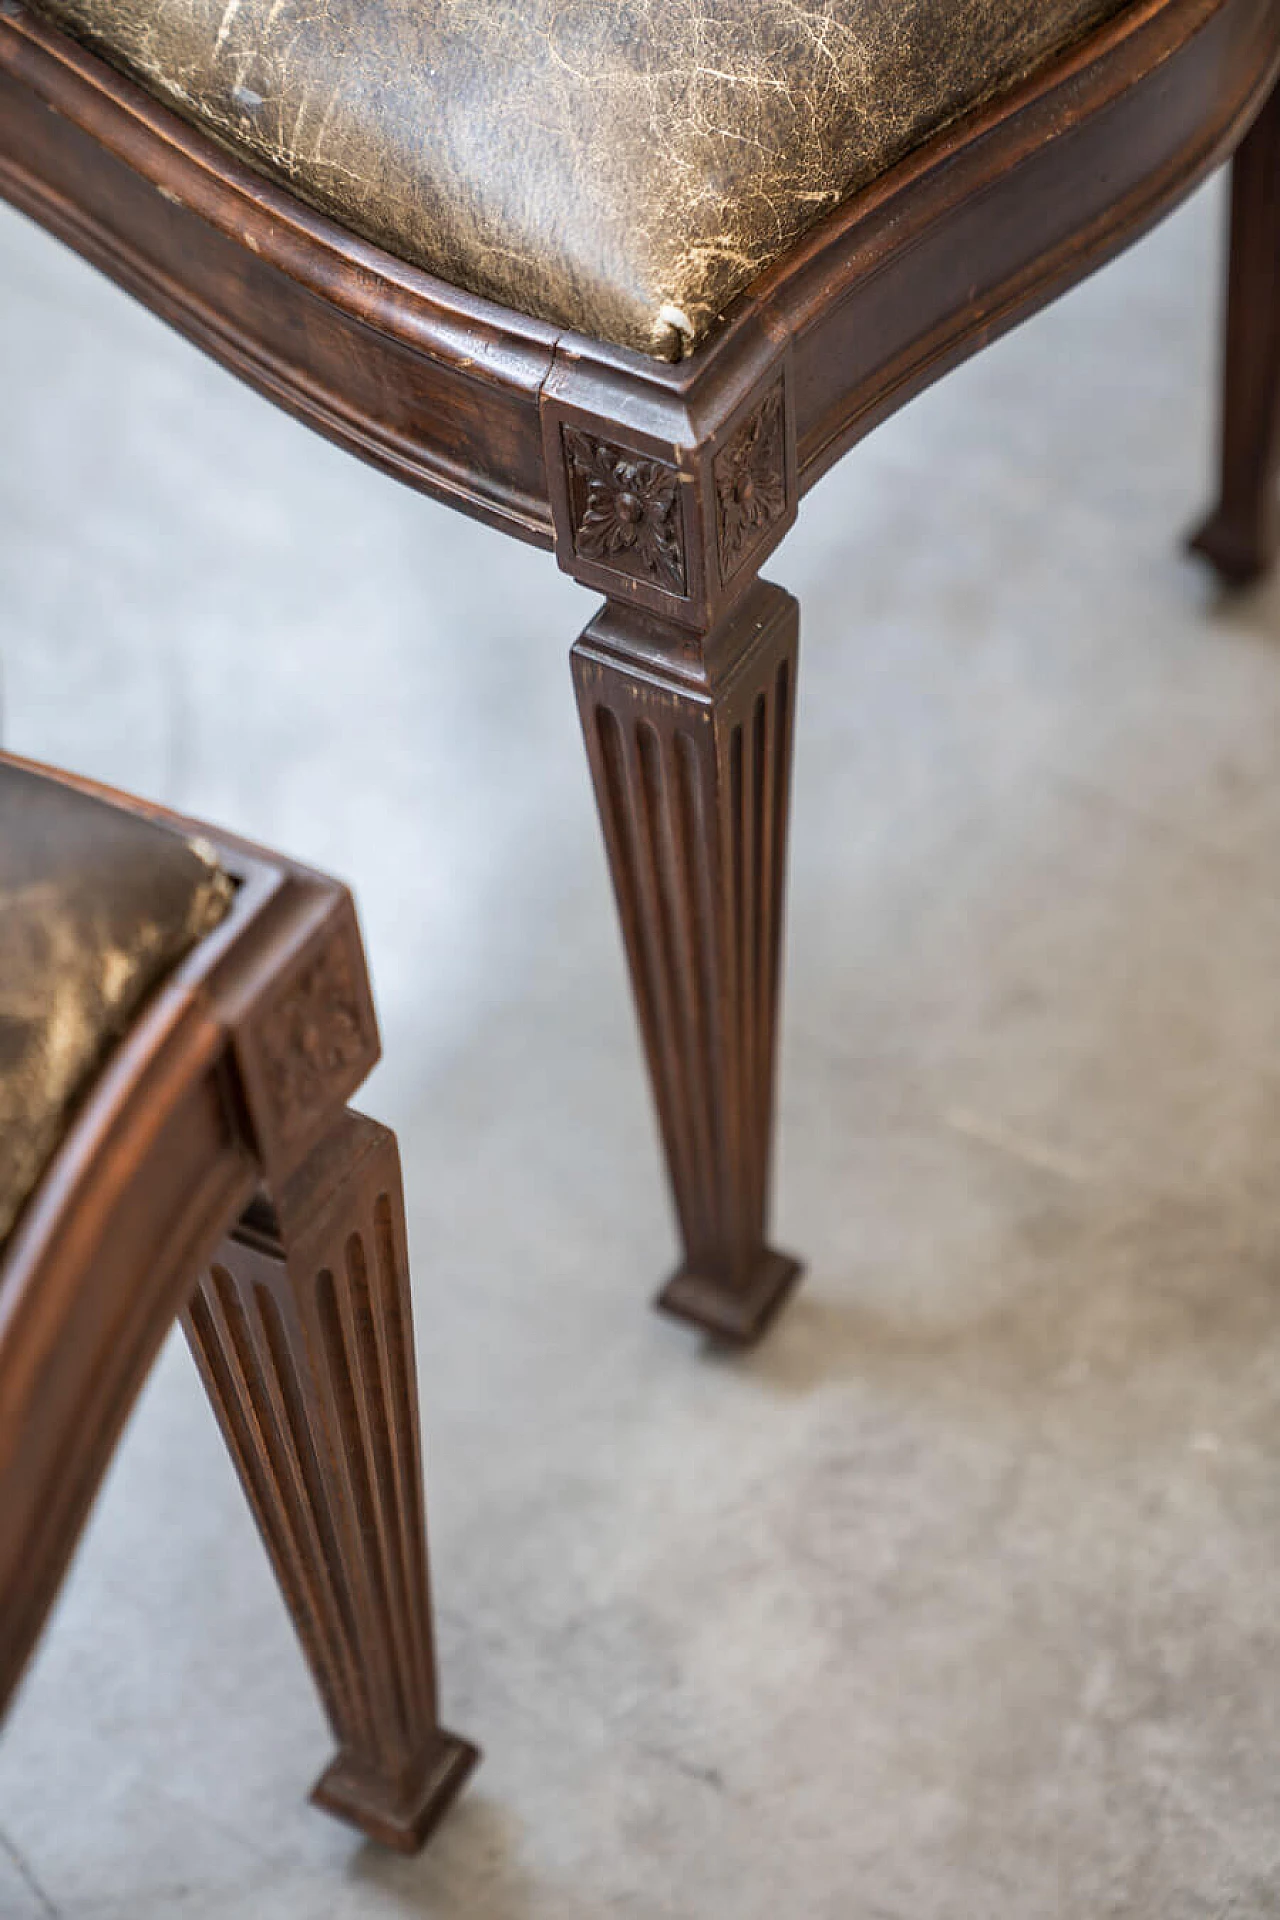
[1192,76,1280,583]
[0,755,476,1852]
[3,0,1279,1337]
[573,581,801,1342]
[185,1114,477,1853]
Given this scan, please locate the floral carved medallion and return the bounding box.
[563,427,687,595]
[714,384,788,579]
[258,937,370,1139]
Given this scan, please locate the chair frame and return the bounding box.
[0,753,478,1853]
[2,0,1279,1344]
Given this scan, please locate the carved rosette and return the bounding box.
[714,384,788,580]
[563,427,687,595]
[258,936,370,1141]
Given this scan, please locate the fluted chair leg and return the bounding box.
[184,1108,477,1853]
[572,577,803,1344]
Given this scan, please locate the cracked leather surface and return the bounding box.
[31,0,1130,357]
[0,763,233,1252]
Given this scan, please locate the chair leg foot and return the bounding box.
[1188,507,1276,588]
[656,1249,803,1346]
[311,1729,480,1854]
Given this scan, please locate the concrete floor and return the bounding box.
[3,175,1280,1918]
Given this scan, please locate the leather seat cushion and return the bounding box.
[0,763,233,1250]
[31,0,1131,359]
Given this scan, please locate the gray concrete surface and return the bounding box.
[3,177,1280,1918]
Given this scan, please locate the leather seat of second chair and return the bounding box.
[28,0,1132,359]
[0,764,232,1249]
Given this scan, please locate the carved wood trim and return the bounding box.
[713,382,788,580]
[544,353,796,628]
[563,427,687,594]
[254,933,373,1144]
[232,894,380,1179]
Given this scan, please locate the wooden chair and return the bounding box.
[0,753,478,1854]
[2,0,1277,1350]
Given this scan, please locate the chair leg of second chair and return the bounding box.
[183,1109,477,1853]
[1192,77,1280,587]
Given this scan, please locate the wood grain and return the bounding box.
[185,1113,477,1853]
[3,0,1276,558]
[573,582,802,1342]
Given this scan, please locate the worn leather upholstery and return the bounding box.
[32,0,1130,359]
[0,764,232,1250]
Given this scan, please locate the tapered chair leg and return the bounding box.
[183,1109,476,1854]
[573,577,802,1345]
[1191,81,1280,585]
